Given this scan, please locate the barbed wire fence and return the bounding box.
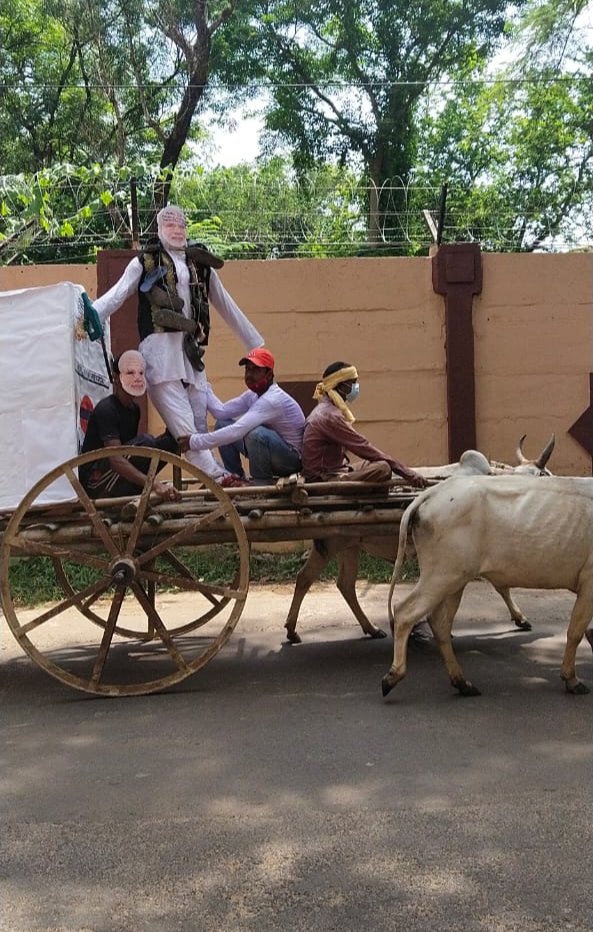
[0,167,590,264]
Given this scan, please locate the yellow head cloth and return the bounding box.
[313,365,359,423]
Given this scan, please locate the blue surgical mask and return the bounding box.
[345,382,359,403]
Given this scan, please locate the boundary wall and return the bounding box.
[1,253,591,476]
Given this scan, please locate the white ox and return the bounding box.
[414,434,555,479]
[382,474,593,698]
[284,436,555,644]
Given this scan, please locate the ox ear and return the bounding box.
[534,433,555,470]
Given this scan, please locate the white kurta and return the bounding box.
[92,249,264,478]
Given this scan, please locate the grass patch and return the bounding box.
[249,549,419,585]
[7,547,419,608]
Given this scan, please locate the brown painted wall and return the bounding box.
[1,253,591,475]
[0,264,96,295]
[475,254,591,474]
[212,256,446,463]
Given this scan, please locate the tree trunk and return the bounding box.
[367,155,384,244]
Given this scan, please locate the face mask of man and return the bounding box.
[157,206,188,252]
[118,351,146,397]
[345,382,360,403]
[245,373,270,395]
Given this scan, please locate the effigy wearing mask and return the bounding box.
[138,243,223,372]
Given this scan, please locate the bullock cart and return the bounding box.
[0,280,420,698]
[0,449,418,697]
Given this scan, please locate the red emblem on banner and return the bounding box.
[79,395,94,435]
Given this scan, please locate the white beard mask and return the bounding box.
[157,205,188,252]
[120,373,146,397]
[117,351,147,397]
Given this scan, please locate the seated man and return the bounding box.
[302,361,426,488]
[178,348,305,486]
[80,349,180,501]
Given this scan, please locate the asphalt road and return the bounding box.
[2,581,592,932]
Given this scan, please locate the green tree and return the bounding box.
[0,0,104,171]
[412,0,593,252]
[2,0,590,258]
[225,0,524,251]
[513,0,591,67]
[0,0,173,172]
[0,1,247,209]
[171,158,367,258]
[414,71,592,251]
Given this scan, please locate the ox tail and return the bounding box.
[387,487,432,629]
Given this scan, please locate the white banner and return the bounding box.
[0,281,111,510]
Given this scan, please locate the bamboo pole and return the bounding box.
[11,506,405,553]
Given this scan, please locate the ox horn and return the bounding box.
[534,433,556,470]
[516,434,529,465]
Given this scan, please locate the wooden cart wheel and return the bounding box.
[0,447,250,697]
[50,552,242,640]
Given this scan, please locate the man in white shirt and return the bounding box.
[92,205,264,481]
[178,348,305,485]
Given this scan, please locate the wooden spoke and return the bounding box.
[0,448,250,696]
[62,464,121,557]
[132,500,230,566]
[124,456,160,557]
[16,575,114,635]
[89,586,126,687]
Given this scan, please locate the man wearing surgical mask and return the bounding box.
[302,360,426,488]
[91,205,264,483]
[79,350,180,501]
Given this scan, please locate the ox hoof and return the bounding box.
[563,678,590,695]
[514,619,532,631]
[285,630,302,645]
[409,620,432,644]
[369,628,387,640]
[454,679,481,697]
[381,672,400,697]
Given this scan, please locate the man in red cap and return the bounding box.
[178,348,305,486]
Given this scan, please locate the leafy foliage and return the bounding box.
[0,0,591,256]
[0,162,152,263]
[0,159,386,262]
[225,0,527,249]
[413,55,593,249]
[170,159,370,258]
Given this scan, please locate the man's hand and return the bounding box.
[152,480,181,502]
[177,432,207,453]
[406,471,428,489]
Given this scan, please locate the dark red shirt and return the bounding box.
[302,396,412,481]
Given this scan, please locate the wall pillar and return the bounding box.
[568,374,593,474]
[97,249,148,430]
[432,243,483,462]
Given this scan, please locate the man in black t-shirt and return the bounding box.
[80,350,180,501]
